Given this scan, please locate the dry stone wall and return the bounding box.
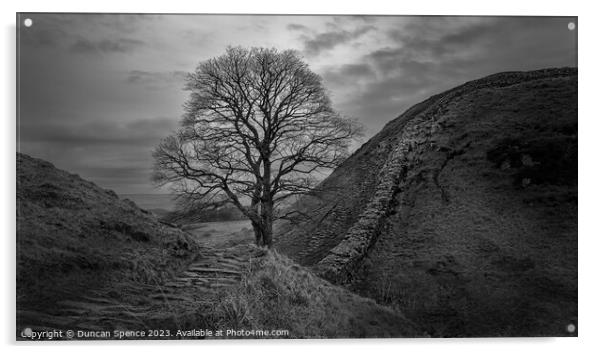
[314,67,577,284]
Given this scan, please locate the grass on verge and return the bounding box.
[184,248,422,339]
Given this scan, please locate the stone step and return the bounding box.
[162,281,191,288]
[148,293,196,302]
[189,262,242,272]
[23,244,260,332]
[57,300,127,312]
[209,280,241,288]
[185,267,242,275]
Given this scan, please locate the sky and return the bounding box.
[17,14,577,194]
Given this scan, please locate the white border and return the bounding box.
[2,1,599,353]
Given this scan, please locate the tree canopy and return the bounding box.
[153,46,362,247]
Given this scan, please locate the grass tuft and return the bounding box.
[189,248,422,338]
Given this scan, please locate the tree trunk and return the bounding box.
[263,216,273,248]
[260,149,274,248]
[251,220,263,246]
[260,200,274,248]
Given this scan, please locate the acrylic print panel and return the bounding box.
[16,13,577,340]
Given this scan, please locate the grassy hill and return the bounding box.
[16,153,201,328]
[195,249,422,338]
[275,68,578,337]
[16,153,420,338]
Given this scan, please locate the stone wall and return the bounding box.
[314,67,577,284]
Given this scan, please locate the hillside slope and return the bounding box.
[16,153,200,328]
[275,68,578,336]
[16,153,420,338]
[195,249,422,338]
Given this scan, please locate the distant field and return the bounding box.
[119,194,252,246]
[184,220,253,248]
[119,194,177,211]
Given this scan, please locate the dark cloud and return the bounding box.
[286,23,310,32]
[320,17,576,138]
[126,70,188,87]
[70,38,146,54]
[322,63,376,86]
[381,17,575,71]
[19,117,178,194]
[19,15,69,49]
[20,28,61,48]
[93,14,159,34]
[181,29,212,47]
[21,117,177,147]
[17,14,577,194]
[69,39,96,53]
[301,25,375,56]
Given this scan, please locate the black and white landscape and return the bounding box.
[16,14,577,339]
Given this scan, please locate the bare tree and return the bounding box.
[153,47,362,247]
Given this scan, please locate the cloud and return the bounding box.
[17,14,576,194]
[20,28,62,48]
[300,25,375,56]
[317,16,576,139]
[286,23,310,32]
[70,38,146,54]
[126,70,188,88]
[19,15,70,49]
[321,63,376,86]
[21,117,178,148]
[380,17,575,73]
[19,117,179,193]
